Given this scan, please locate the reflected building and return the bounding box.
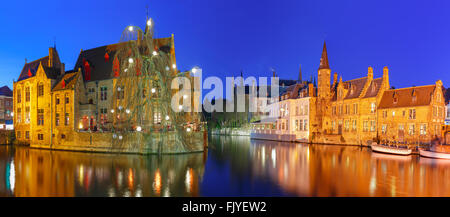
[0,146,205,197]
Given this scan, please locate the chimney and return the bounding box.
[48,47,54,67]
[368,66,373,81]
[60,63,65,76]
[383,66,390,90]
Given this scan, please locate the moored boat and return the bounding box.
[370,143,412,155]
[419,148,450,160]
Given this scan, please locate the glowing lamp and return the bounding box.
[136,126,142,132]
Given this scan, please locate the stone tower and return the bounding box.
[317,41,331,99]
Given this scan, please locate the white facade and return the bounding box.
[251,97,311,142]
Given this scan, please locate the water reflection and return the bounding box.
[3,136,450,196]
[207,136,450,197]
[0,146,205,197]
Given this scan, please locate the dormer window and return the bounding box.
[412,90,417,103]
[393,92,398,104]
[372,83,377,92]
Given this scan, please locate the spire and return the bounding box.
[298,64,302,83]
[319,41,330,70]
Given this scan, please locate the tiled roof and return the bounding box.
[363,78,383,98]
[344,77,368,99]
[0,86,12,97]
[74,37,174,82]
[378,85,436,109]
[52,71,79,91]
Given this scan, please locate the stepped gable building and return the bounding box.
[314,42,391,145]
[0,86,13,130]
[377,81,446,143]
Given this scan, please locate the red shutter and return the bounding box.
[84,61,91,81]
[104,52,110,62]
[62,79,66,88]
[28,68,32,77]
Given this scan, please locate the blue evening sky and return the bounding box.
[0,0,449,96]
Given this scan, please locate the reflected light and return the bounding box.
[271,149,276,168]
[185,168,193,193]
[153,169,161,195]
[128,168,134,190]
[78,165,84,186]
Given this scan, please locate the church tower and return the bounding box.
[317,41,331,99]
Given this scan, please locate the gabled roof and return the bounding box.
[74,37,174,82]
[378,85,436,109]
[52,71,79,91]
[332,77,369,101]
[363,78,383,98]
[17,48,61,82]
[0,86,12,97]
[344,77,368,99]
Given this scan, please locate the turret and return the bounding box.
[317,41,331,99]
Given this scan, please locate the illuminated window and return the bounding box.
[370,102,376,113]
[299,120,303,131]
[370,120,376,132]
[345,120,349,131]
[17,108,21,123]
[409,109,416,120]
[382,124,387,134]
[304,119,308,131]
[352,120,357,131]
[37,109,44,125]
[65,113,69,126]
[25,106,30,123]
[420,124,427,135]
[363,121,369,132]
[353,103,358,114]
[409,124,415,135]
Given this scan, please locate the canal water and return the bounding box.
[1,135,450,197]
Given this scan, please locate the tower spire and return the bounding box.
[319,41,329,70]
[298,64,302,83]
